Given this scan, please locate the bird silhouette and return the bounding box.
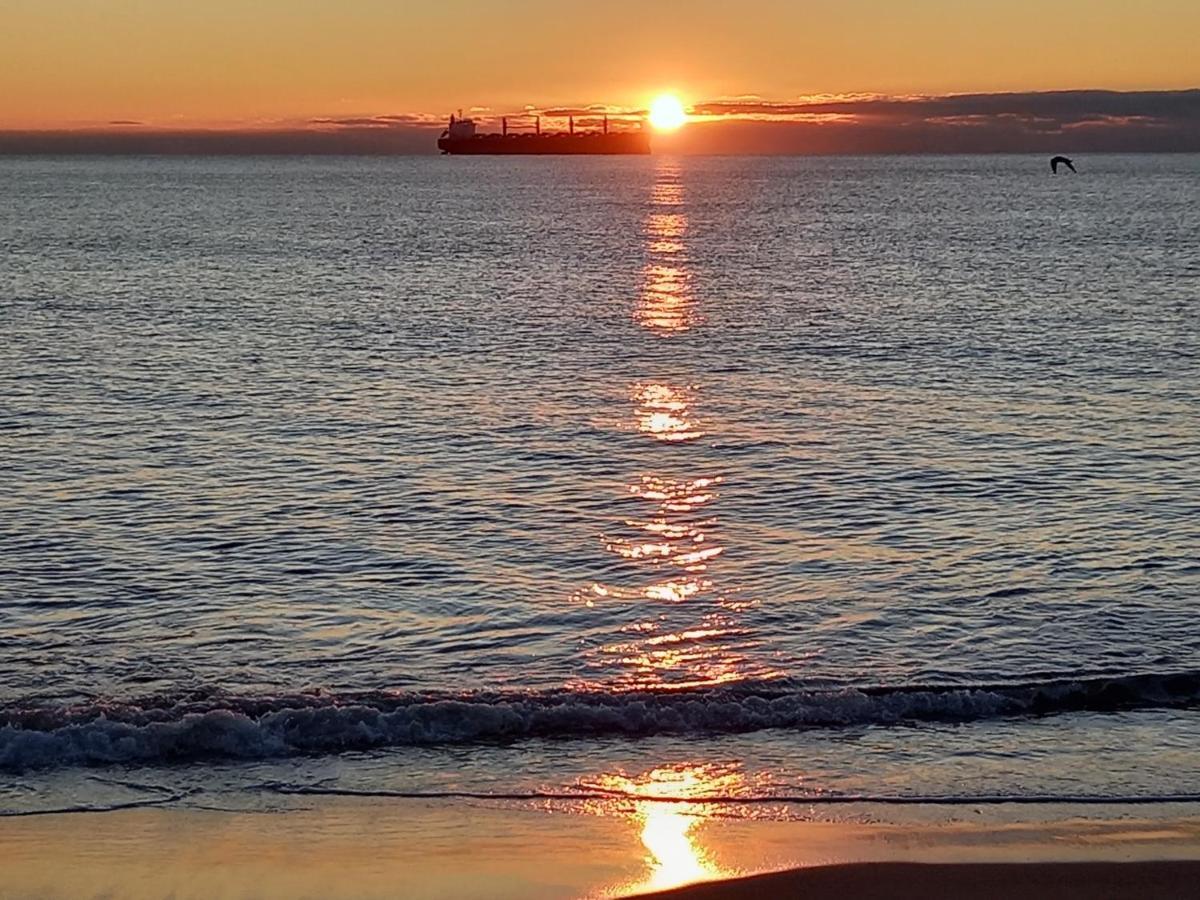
[1050,155,1076,174]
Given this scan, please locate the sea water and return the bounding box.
[1,154,1198,817]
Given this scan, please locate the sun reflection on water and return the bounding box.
[637,161,698,334]
[575,158,782,693]
[597,471,722,615]
[634,382,705,443]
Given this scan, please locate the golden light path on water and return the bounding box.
[634,382,704,443]
[583,167,758,891]
[636,158,698,334]
[576,159,782,692]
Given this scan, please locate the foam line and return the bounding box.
[2,669,1196,772]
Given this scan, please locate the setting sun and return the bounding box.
[649,95,688,132]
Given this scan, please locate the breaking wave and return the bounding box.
[2,670,1197,772]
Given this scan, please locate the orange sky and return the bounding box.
[2,0,1199,129]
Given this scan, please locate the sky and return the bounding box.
[2,0,1199,152]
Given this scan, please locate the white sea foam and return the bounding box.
[2,671,1196,772]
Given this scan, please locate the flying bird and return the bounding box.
[1050,155,1076,174]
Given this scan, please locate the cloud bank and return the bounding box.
[2,90,1197,155]
[671,89,1200,154]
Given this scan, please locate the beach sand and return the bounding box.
[1,798,1198,899]
[633,861,1200,900]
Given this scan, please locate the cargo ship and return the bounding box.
[438,113,650,155]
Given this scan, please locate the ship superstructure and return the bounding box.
[438,113,650,155]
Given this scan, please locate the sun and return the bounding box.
[649,94,687,132]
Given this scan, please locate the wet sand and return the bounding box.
[1,798,1198,899]
[634,860,1200,900]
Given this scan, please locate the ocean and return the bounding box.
[2,154,1198,821]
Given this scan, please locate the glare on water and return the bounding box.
[2,153,1198,804]
[575,158,783,691]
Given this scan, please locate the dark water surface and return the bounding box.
[1,155,1198,811]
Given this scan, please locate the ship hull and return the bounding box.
[438,132,650,155]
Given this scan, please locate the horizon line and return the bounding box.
[2,89,1198,156]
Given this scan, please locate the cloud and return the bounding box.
[308,113,444,129]
[0,127,439,155]
[2,90,1197,155]
[530,104,636,118]
[670,89,1200,153]
[693,90,1200,121]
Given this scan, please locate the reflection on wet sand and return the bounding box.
[587,764,746,895]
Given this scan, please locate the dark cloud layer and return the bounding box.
[693,89,1200,120]
[675,89,1200,154]
[2,90,1198,155]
